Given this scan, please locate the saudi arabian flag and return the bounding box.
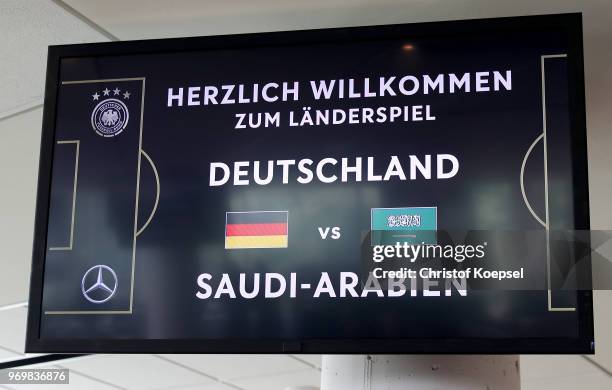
[370,207,437,246]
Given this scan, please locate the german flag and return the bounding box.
[225,211,288,249]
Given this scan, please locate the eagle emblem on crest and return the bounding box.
[101,109,120,126]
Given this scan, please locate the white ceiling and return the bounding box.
[1,0,612,389]
[0,352,321,390]
[0,107,42,307]
[60,0,588,39]
[0,0,107,118]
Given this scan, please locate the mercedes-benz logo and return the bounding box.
[81,265,118,304]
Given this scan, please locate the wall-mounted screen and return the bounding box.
[27,13,593,353]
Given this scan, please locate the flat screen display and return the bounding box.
[27,13,593,353]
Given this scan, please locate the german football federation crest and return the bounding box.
[90,87,132,137]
